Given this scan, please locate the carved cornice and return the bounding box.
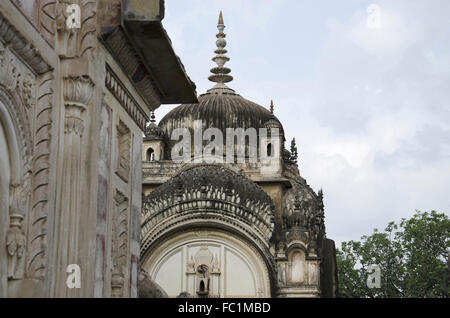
[102,28,162,110]
[0,12,52,74]
[106,66,148,131]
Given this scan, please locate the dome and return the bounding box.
[144,123,164,140]
[159,91,284,138]
[158,12,284,142]
[144,111,164,140]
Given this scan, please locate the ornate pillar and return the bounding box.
[56,75,94,296]
[6,180,30,281]
[110,190,129,298]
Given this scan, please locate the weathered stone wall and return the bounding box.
[0,0,174,298]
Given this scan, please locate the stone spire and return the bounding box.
[208,11,235,93]
[150,110,156,124]
[290,138,298,164]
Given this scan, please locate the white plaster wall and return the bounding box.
[143,230,271,298]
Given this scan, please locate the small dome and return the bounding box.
[145,111,164,140]
[144,123,164,140]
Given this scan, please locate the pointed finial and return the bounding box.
[290,138,298,164]
[218,10,224,25]
[270,100,274,114]
[150,110,156,124]
[208,11,234,93]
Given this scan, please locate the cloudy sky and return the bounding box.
[156,0,450,245]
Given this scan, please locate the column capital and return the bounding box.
[63,75,95,109]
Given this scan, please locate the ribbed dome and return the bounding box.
[159,91,284,138]
[144,123,164,140]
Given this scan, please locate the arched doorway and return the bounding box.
[146,147,155,161]
[0,95,24,297]
[0,117,11,297]
[0,91,30,297]
[142,229,271,298]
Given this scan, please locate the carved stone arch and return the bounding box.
[142,164,275,244]
[142,217,276,272]
[0,9,53,295]
[142,228,275,298]
[141,164,279,296]
[0,86,32,297]
[287,248,306,284]
[0,87,31,185]
[141,205,278,297]
[286,242,308,257]
[0,43,35,174]
[141,204,273,251]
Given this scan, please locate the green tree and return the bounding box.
[337,211,450,298]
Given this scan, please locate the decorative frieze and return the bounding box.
[0,42,35,158]
[105,66,148,131]
[111,190,129,298]
[103,29,162,111]
[141,165,275,261]
[0,12,52,74]
[116,119,131,183]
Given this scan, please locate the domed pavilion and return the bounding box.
[140,11,337,298]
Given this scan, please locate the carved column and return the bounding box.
[6,179,30,281]
[56,75,94,296]
[111,190,129,298]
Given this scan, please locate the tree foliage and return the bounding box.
[336,211,450,298]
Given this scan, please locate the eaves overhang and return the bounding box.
[100,0,198,110]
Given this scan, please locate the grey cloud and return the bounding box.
[374,125,450,169]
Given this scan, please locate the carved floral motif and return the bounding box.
[63,75,94,135]
[111,190,129,298]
